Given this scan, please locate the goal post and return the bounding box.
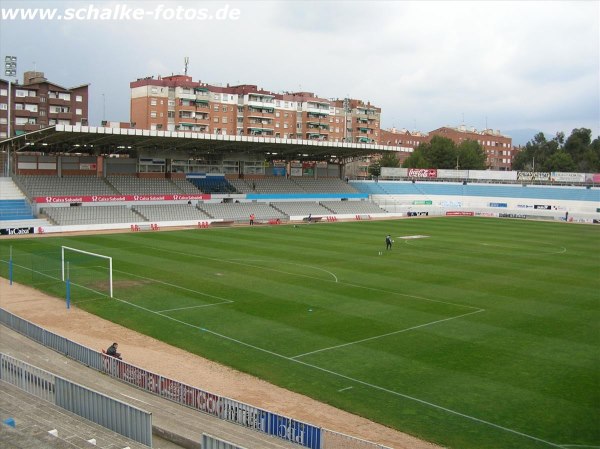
[61,246,113,298]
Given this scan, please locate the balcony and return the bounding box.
[307,121,329,130]
[247,127,274,136]
[178,91,196,101]
[306,106,329,115]
[247,105,274,115]
[306,133,327,140]
[13,109,37,117]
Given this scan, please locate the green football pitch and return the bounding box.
[1,217,599,449]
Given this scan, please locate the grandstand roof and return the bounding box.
[1,125,401,161]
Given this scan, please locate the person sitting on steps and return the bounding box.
[106,342,122,360]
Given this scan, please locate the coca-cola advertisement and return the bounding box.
[408,168,438,178]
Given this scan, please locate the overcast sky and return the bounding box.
[1,0,598,143]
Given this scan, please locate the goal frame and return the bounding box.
[61,246,113,298]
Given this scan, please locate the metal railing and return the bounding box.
[0,353,153,446]
[0,308,393,449]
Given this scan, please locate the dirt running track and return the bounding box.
[0,231,444,449]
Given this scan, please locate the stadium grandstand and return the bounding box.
[0,124,598,235]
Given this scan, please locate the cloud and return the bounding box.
[1,0,597,137]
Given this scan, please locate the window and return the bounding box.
[222,117,228,124]
[284,123,288,129]
[168,100,175,107]
[151,87,158,94]
[213,105,219,111]
[76,95,83,102]
[275,122,280,128]
[151,99,157,106]
[0,89,7,96]
[0,118,6,124]
[76,108,82,115]
[222,106,227,112]
[0,103,8,110]
[167,111,175,118]
[39,110,46,116]
[40,96,46,103]
[150,111,157,118]
[213,117,219,123]
[24,104,38,112]
[284,112,288,118]
[15,103,23,110]
[214,94,220,100]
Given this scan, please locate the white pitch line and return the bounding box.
[291,309,485,359]
[112,268,234,304]
[99,286,561,448]
[192,323,564,449]
[229,258,339,282]
[157,302,232,313]
[131,243,478,311]
[338,386,353,392]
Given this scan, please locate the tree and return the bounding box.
[379,152,400,168]
[402,149,429,168]
[457,140,487,170]
[544,151,576,172]
[368,161,381,178]
[401,136,458,169]
[427,136,458,168]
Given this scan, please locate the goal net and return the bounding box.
[62,246,113,299]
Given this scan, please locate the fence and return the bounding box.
[0,352,153,446]
[0,308,393,449]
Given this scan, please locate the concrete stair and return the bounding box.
[0,381,149,449]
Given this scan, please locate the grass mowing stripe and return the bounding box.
[1,217,598,449]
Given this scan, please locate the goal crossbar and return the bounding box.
[61,246,113,298]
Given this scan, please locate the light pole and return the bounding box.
[4,55,17,176]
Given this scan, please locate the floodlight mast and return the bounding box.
[4,55,17,176]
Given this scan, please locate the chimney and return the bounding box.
[23,70,47,85]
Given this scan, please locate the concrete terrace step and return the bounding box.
[0,326,303,449]
[0,381,149,449]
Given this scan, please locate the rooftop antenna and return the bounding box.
[485,116,488,130]
[184,57,189,76]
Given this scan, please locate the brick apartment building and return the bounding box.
[130,75,380,144]
[379,125,516,170]
[0,71,89,139]
[429,126,515,170]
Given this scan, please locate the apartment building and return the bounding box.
[0,71,89,139]
[429,126,515,170]
[130,75,379,143]
[379,127,429,150]
[330,98,381,144]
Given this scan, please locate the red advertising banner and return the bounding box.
[446,211,474,216]
[34,194,211,204]
[408,168,438,178]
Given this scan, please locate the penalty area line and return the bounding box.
[113,295,563,448]
[290,309,485,359]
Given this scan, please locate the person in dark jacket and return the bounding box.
[386,235,393,250]
[106,342,122,359]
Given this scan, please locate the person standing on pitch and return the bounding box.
[385,235,393,250]
[249,213,255,226]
